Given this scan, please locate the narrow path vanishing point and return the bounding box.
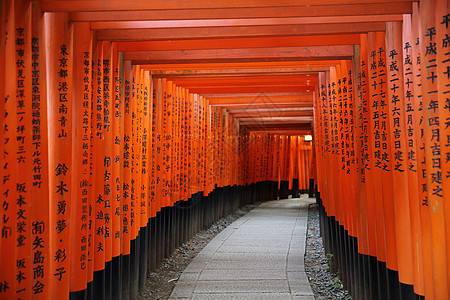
[170,197,316,299]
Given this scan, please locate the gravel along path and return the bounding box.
[137,203,259,300]
[304,203,352,300]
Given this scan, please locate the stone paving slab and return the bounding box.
[170,198,315,300]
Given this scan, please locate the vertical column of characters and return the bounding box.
[402,14,425,295]
[230,115,235,185]
[193,91,197,191]
[207,102,213,194]
[159,79,167,206]
[102,41,113,267]
[436,0,450,294]
[190,91,197,197]
[329,67,342,223]
[322,71,331,202]
[419,0,449,297]
[226,111,231,186]
[29,2,50,297]
[217,108,222,186]
[171,87,179,203]
[220,110,226,187]
[337,63,348,228]
[317,73,327,202]
[176,87,182,201]
[180,89,186,199]
[147,71,155,219]
[205,100,210,193]
[339,61,354,232]
[367,32,387,264]
[190,91,197,199]
[360,35,377,257]
[353,44,370,256]
[212,107,218,188]
[378,30,399,273]
[343,61,354,234]
[165,81,174,206]
[411,4,434,297]
[187,89,192,200]
[132,66,144,238]
[0,3,5,263]
[168,82,175,203]
[210,105,215,187]
[221,110,227,186]
[131,66,143,238]
[121,61,132,257]
[70,22,92,293]
[179,88,184,198]
[324,71,336,215]
[45,12,73,297]
[135,68,144,236]
[154,78,163,210]
[386,21,415,286]
[87,40,94,287]
[92,41,105,272]
[215,107,221,186]
[140,71,150,228]
[346,60,358,239]
[129,66,137,239]
[217,108,223,186]
[111,45,123,258]
[0,0,5,119]
[215,106,220,186]
[149,78,157,218]
[14,0,32,297]
[200,95,206,192]
[0,1,17,296]
[179,89,186,199]
[314,86,322,192]
[200,97,207,193]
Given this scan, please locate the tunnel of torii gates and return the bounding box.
[0,0,449,299]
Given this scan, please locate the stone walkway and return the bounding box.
[169,197,316,299]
